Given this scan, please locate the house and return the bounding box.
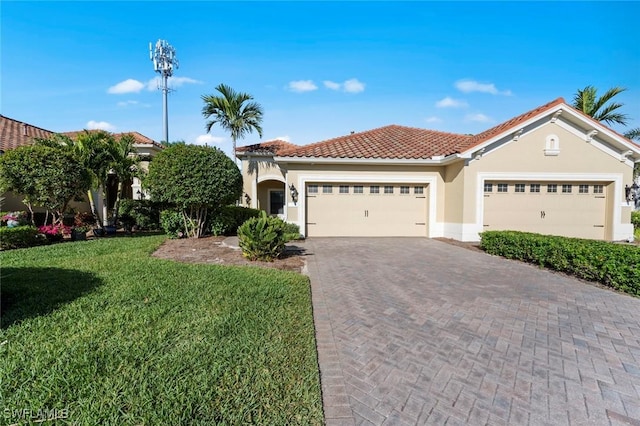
[237,98,640,241]
[0,115,162,216]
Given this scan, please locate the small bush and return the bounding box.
[238,211,287,261]
[480,231,640,296]
[0,226,47,250]
[283,222,301,242]
[208,206,262,236]
[160,210,187,239]
[118,199,162,230]
[632,211,640,229]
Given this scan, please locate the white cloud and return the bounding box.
[323,78,365,93]
[287,80,318,93]
[323,80,341,90]
[455,79,512,96]
[117,100,139,107]
[343,78,365,93]
[194,134,224,145]
[273,135,291,142]
[425,116,442,123]
[108,79,145,94]
[146,76,202,91]
[465,113,492,123]
[87,120,116,131]
[436,97,468,108]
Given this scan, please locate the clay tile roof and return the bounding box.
[0,115,55,151]
[62,129,163,149]
[461,97,566,151]
[279,125,472,159]
[237,139,299,155]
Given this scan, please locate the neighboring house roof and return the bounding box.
[237,139,299,155]
[0,115,162,152]
[63,130,164,149]
[0,115,55,151]
[278,125,472,159]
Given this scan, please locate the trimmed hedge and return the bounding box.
[118,199,163,230]
[207,206,262,236]
[0,226,47,250]
[480,231,640,296]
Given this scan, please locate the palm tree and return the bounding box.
[572,86,640,178]
[572,86,629,126]
[201,84,264,162]
[108,133,140,225]
[35,131,114,227]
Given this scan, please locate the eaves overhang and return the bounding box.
[273,154,463,166]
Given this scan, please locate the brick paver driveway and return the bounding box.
[305,238,640,426]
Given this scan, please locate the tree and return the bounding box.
[36,130,116,227]
[0,144,91,226]
[572,85,640,178]
[572,86,629,126]
[144,144,242,238]
[201,84,264,162]
[109,133,141,225]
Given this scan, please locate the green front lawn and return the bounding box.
[1,236,323,425]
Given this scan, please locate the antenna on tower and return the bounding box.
[149,39,178,144]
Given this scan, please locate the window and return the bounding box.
[547,184,557,193]
[400,186,410,194]
[339,185,349,194]
[269,191,284,215]
[384,186,393,194]
[593,185,604,194]
[515,184,525,193]
[530,184,540,193]
[484,183,493,193]
[497,183,508,193]
[323,184,333,194]
[414,186,424,194]
[353,185,364,194]
[308,184,318,194]
[370,185,380,194]
[579,184,589,194]
[562,184,572,193]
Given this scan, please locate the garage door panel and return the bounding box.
[306,183,427,237]
[483,182,606,240]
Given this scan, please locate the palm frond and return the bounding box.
[624,127,640,142]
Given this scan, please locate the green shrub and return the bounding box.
[208,206,262,236]
[160,210,188,239]
[632,211,640,229]
[0,226,47,250]
[238,211,287,261]
[480,231,640,296]
[283,221,301,242]
[118,199,162,230]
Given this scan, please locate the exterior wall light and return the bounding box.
[244,193,251,207]
[289,184,299,204]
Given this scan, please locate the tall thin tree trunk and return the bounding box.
[87,189,102,228]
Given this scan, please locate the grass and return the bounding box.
[1,236,323,425]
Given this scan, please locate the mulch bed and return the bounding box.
[151,236,308,273]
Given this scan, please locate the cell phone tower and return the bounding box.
[149,39,178,144]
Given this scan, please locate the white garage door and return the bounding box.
[305,183,428,237]
[483,181,607,240]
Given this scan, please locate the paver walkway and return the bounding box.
[305,238,640,426]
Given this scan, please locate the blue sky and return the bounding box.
[2,1,639,158]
